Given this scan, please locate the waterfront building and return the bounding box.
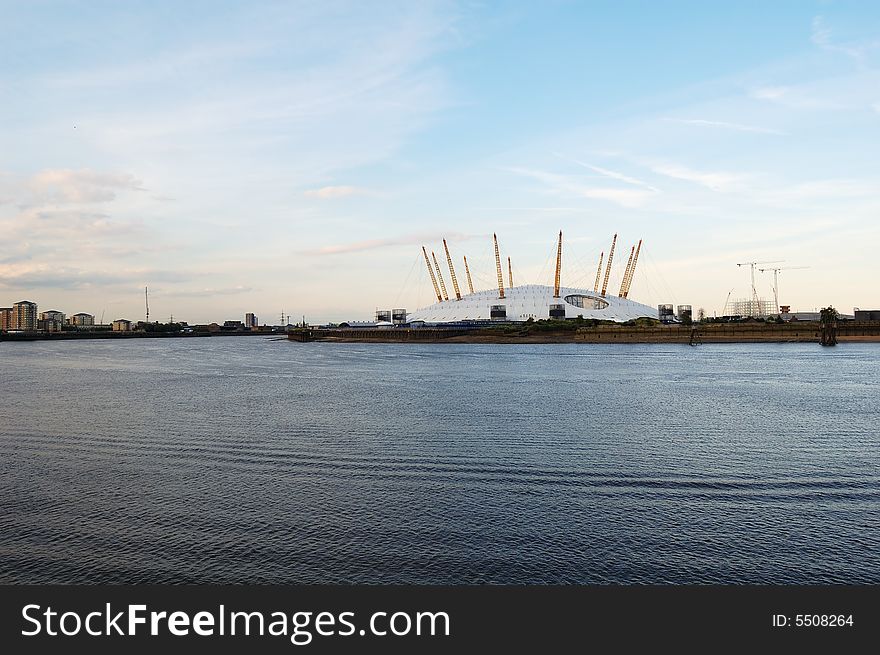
[37,310,65,333]
[40,310,65,323]
[245,313,258,328]
[69,312,95,327]
[11,301,38,331]
[38,319,63,332]
[854,309,880,321]
[0,307,11,331]
[112,319,132,332]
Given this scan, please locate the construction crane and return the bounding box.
[431,251,449,301]
[759,266,809,314]
[618,245,635,297]
[443,239,462,300]
[593,252,604,292]
[721,288,734,316]
[620,239,642,298]
[422,246,442,303]
[463,256,474,294]
[493,233,505,299]
[601,233,617,297]
[508,257,514,289]
[736,260,782,310]
[553,230,563,298]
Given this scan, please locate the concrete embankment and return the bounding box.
[0,330,278,341]
[289,321,880,344]
[576,322,880,343]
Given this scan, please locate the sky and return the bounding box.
[2,0,879,324]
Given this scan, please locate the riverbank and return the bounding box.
[0,330,279,341]
[289,321,880,344]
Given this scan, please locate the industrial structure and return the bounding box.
[406,231,657,324]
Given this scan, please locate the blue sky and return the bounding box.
[2,0,879,322]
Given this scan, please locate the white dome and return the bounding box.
[407,284,657,323]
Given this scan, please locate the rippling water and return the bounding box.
[1,338,878,584]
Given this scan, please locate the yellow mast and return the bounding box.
[621,239,642,299]
[594,251,604,292]
[493,233,505,299]
[443,239,462,301]
[422,246,442,303]
[618,245,635,297]
[463,256,474,294]
[601,233,617,297]
[553,230,562,298]
[432,251,449,301]
[508,257,514,289]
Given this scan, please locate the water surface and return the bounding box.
[1,338,877,584]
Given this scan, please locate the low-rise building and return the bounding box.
[854,309,880,321]
[69,312,95,327]
[40,310,65,323]
[112,319,132,332]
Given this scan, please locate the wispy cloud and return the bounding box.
[665,118,786,135]
[303,185,374,199]
[165,285,253,298]
[308,232,475,255]
[505,166,657,208]
[554,154,660,191]
[643,161,745,192]
[811,15,879,68]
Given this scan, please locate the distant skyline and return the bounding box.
[2,1,879,323]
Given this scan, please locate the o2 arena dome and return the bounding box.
[407,232,658,324]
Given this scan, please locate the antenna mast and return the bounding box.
[508,257,514,289]
[145,286,149,323]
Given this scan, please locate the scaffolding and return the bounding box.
[728,298,776,318]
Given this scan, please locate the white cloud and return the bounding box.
[811,15,879,68]
[750,86,790,101]
[665,118,785,135]
[308,231,475,255]
[505,166,657,208]
[27,169,143,204]
[303,185,373,199]
[643,161,745,192]
[556,155,660,191]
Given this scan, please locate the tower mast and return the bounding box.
[145,286,150,323]
[463,256,474,294]
[620,239,642,299]
[508,257,514,289]
[422,246,443,303]
[432,251,449,301]
[601,233,617,297]
[594,252,604,292]
[443,239,462,300]
[553,230,562,298]
[493,233,505,299]
[618,245,635,297]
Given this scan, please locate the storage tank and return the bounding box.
[658,304,675,323]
